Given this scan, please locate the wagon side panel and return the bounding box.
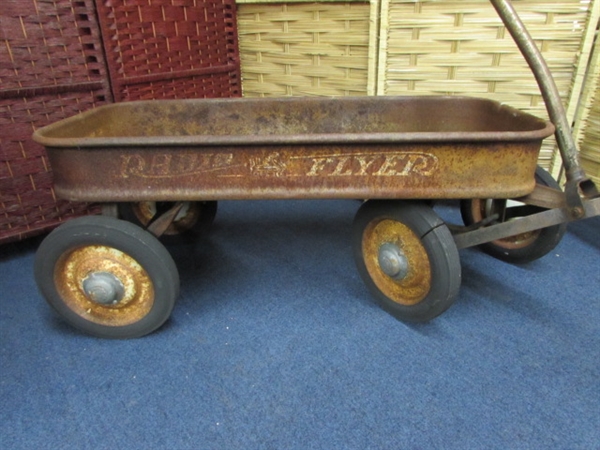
[46,142,540,202]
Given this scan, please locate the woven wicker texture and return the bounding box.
[580,99,600,184]
[378,0,593,167]
[575,24,600,185]
[0,0,109,92]
[0,91,106,244]
[96,0,241,101]
[238,2,372,97]
[1,0,111,244]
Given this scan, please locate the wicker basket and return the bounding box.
[0,0,111,245]
[96,0,241,101]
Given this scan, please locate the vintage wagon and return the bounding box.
[32,0,599,338]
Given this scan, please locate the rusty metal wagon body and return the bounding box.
[34,95,553,203]
[30,0,599,338]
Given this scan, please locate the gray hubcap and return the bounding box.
[82,272,125,305]
[378,243,409,280]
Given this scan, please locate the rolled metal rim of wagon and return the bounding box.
[32,96,555,148]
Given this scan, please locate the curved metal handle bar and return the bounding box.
[489,0,598,210]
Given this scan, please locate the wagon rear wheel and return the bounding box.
[118,201,217,237]
[353,201,461,322]
[34,216,179,339]
[460,166,567,264]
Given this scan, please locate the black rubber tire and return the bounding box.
[353,200,461,322]
[460,166,567,264]
[34,216,180,339]
[118,201,218,238]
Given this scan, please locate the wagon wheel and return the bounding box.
[353,200,461,322]
[118,201,217,237]
[34,216,180,339]
[460,166,567,264]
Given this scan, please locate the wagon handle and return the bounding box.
[490,0,599,217]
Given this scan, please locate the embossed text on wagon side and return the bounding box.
[119,151,439,179]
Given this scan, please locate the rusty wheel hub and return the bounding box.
[55,245,155,327]
[362,219,432,306]
[477,199,540,249]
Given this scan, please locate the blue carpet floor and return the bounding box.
[1,200,598,449]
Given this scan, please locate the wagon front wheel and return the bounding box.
[460,166,567,264]
[353,201,461,322]
[34,216,180,339]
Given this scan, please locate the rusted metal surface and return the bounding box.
[463,198,542,250]
[54,245,155,327]
[33,96,554,202]
[490,0,599,213]
[145,202,186,237]
[454,196,600,250]
[516,184,567,210]
[362,218,432,306]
